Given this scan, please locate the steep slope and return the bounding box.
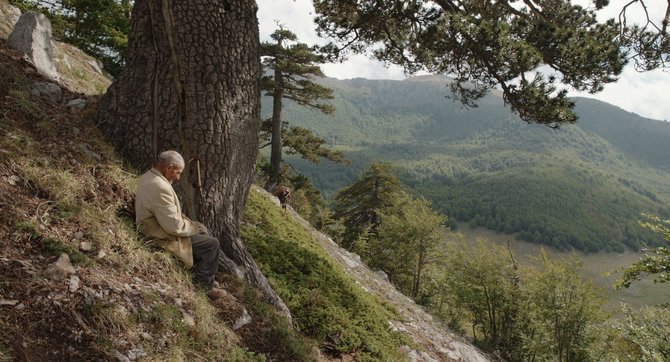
[272,76,670,252]
[0,41,246,361]
[0,15,489,361]
[574,97,670,172]
[244,187,488,361]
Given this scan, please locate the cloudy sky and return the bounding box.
[257,0,670,122]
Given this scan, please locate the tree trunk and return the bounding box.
[264,67,284,191]
[98,0,291,322]
[412,249,424,298]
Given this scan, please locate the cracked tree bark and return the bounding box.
[97,0,291,321]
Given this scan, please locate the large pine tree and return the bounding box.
[97,0,290,319]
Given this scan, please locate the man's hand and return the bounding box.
[193,221,209,235]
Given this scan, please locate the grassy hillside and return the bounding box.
[0,42,250,360]
[1,33,480,361]
[242,189,409,360]
[271,76,670,252]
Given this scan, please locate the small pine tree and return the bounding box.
[260,26,343,191]
[333,162,406,249]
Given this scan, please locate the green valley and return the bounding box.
[264,75,670,253]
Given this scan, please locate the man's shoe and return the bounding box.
[206,287,227,300]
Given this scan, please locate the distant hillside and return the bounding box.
[264,76,670,252]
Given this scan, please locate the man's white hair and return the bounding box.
[156,150,185,168]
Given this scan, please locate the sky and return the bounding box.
[257,0,670,122]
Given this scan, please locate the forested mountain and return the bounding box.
[263,75,670,252]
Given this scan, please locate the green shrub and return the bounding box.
[241,189,408,360]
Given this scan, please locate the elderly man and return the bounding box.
[135,150,224,298]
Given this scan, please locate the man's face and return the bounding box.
[164,164,184,183]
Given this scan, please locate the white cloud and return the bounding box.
[257,0,670,121]
[257,0,320,44]
[322,55,406,80]
[574,68,670,121]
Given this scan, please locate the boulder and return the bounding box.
[68,275,80,292]
[7,11,59,81]
[46,253,76,280]
[0,0,21,39]
[181,310,195,327]
[376,270,390,282]
[233,308,252,330]
[67,98,87,111]
[30,81,62,102]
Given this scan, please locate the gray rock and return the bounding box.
[69,275,80,292]
[78,143,102,161]
[0,299,20,307]
[181,311,195,327]
[7,11,59,81]
[376,270,389,282]
[74,231,85,239]
[6,175,20,186]
[87,59,104,74]
[66,98,87,110]
[0,1,21,39]
[79,241,93,251]
[30,81,62,103]
[126,346,147,361]
[409,350,438,362]
[46,253,76,280]
[233,308,252,330]
[113,350,130,362]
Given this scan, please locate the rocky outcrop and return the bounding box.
[0,0,20,39]
[7,11,59,81]
[0,1,111,94]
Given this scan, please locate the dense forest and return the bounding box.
[268,76,670,253]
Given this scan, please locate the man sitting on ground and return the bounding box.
[135,150,225,299]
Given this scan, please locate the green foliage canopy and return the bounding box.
[261,27,335,114]
[312,0,625,125]
[617,214,670,289]
[286,77,670,252]
[428,239,605,361]
[595,304,670,362]
[616,0,670,71]
[373,195,445,298]
[333,162,405,249]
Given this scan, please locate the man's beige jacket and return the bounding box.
[135,168,198,268]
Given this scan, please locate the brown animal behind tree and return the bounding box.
[274,186,291,210]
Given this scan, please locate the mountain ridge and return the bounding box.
[270,76,670,252]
